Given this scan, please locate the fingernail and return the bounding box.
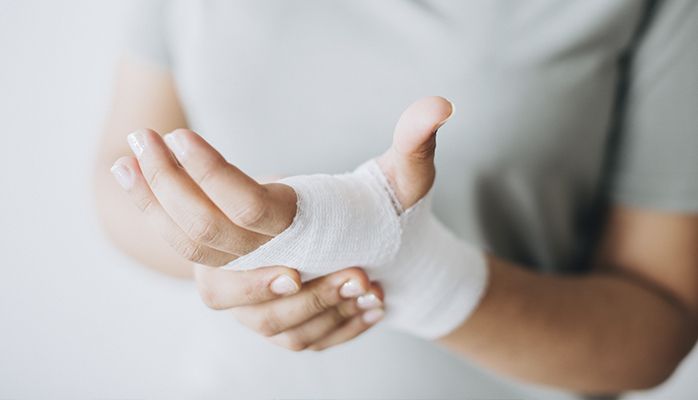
[357,292,382,309]
[340,279,365,298]
[435,99,456,130]
[270,275,299,295]
[127,130,146,158]
[110,163,133,190]
[164,132,188,162]
[362,308,384,324]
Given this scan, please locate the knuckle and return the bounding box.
[306,288,331,315]
[256,310,284,337]
[334,303,356,321]
[409,138,437,162]
[187,217,221,245]
[231,190,269,229]
[177,241,209,264]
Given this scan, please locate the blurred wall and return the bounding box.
[0,1,695,398]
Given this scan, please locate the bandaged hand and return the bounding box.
[112,96,487,339]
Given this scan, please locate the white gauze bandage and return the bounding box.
[224,160,488,339]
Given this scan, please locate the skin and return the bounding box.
[95,55,698,394]
[95,56,390,350]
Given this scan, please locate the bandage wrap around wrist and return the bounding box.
[224,160,488,339]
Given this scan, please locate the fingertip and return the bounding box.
[110,155,140,190]
[112,154,138,169]
[283,267,303,290]
[343,266,370,280]
[127,127,159,148]
[263,265,302,296]
[361,308,385,325]
[112,154,147,186]
[369,281,385,301]
[273,265,302,283]
[163,130,188,162]
[418,96,455,127]
[127,127,158,141]
[394,96,454,152]
[130,127,159,135]
[167,128,209,151]
[170,127,196,137]
[333,266,370,291]
[165,128,198,146]
[127,127,176,161]
[434,96,455,129]
[270,273,300,296]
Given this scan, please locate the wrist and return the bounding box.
[378,201,489,339]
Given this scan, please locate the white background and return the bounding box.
[0,1,695,399]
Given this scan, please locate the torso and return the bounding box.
[164,1,648,397]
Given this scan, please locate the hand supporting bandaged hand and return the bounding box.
[227,160,487,338]
[112,97,487,339]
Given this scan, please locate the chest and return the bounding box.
[170,0,644,179]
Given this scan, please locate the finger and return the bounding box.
[267,298,363,351]
[194,263,301,309]
[356,281,384,311]
[377,96,454,208]
[163,129,296,236]
[231,267,370,337]
[270,281,383,351]
[127,128,269,255]
[110,156,235,266]
[308,282,384,351]
[392,96,454,161]
[307,309,384,352]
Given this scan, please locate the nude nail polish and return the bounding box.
[340,279,366,298]
[357,292,382,309]
[270,275,299,295]
[164,132,187,162]
[110,163,133,190]
[127,130,146,158]
[362,308,384,324]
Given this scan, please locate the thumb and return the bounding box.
[377,96,454,209]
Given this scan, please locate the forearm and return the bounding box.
[440,255,698,394]
[93,156,193,279]
[94,56,193,278]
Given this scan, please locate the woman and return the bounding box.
[94,0,698,398]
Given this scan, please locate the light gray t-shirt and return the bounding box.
[125,0,698,398]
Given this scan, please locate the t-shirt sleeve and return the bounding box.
[123,0,171,67]
[609,0,698,212]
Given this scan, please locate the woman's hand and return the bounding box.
[110,96,453,348]
[111,128,388,349]
[194,264,385,351]
[109,96,453,267]
[110,127,298,267]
